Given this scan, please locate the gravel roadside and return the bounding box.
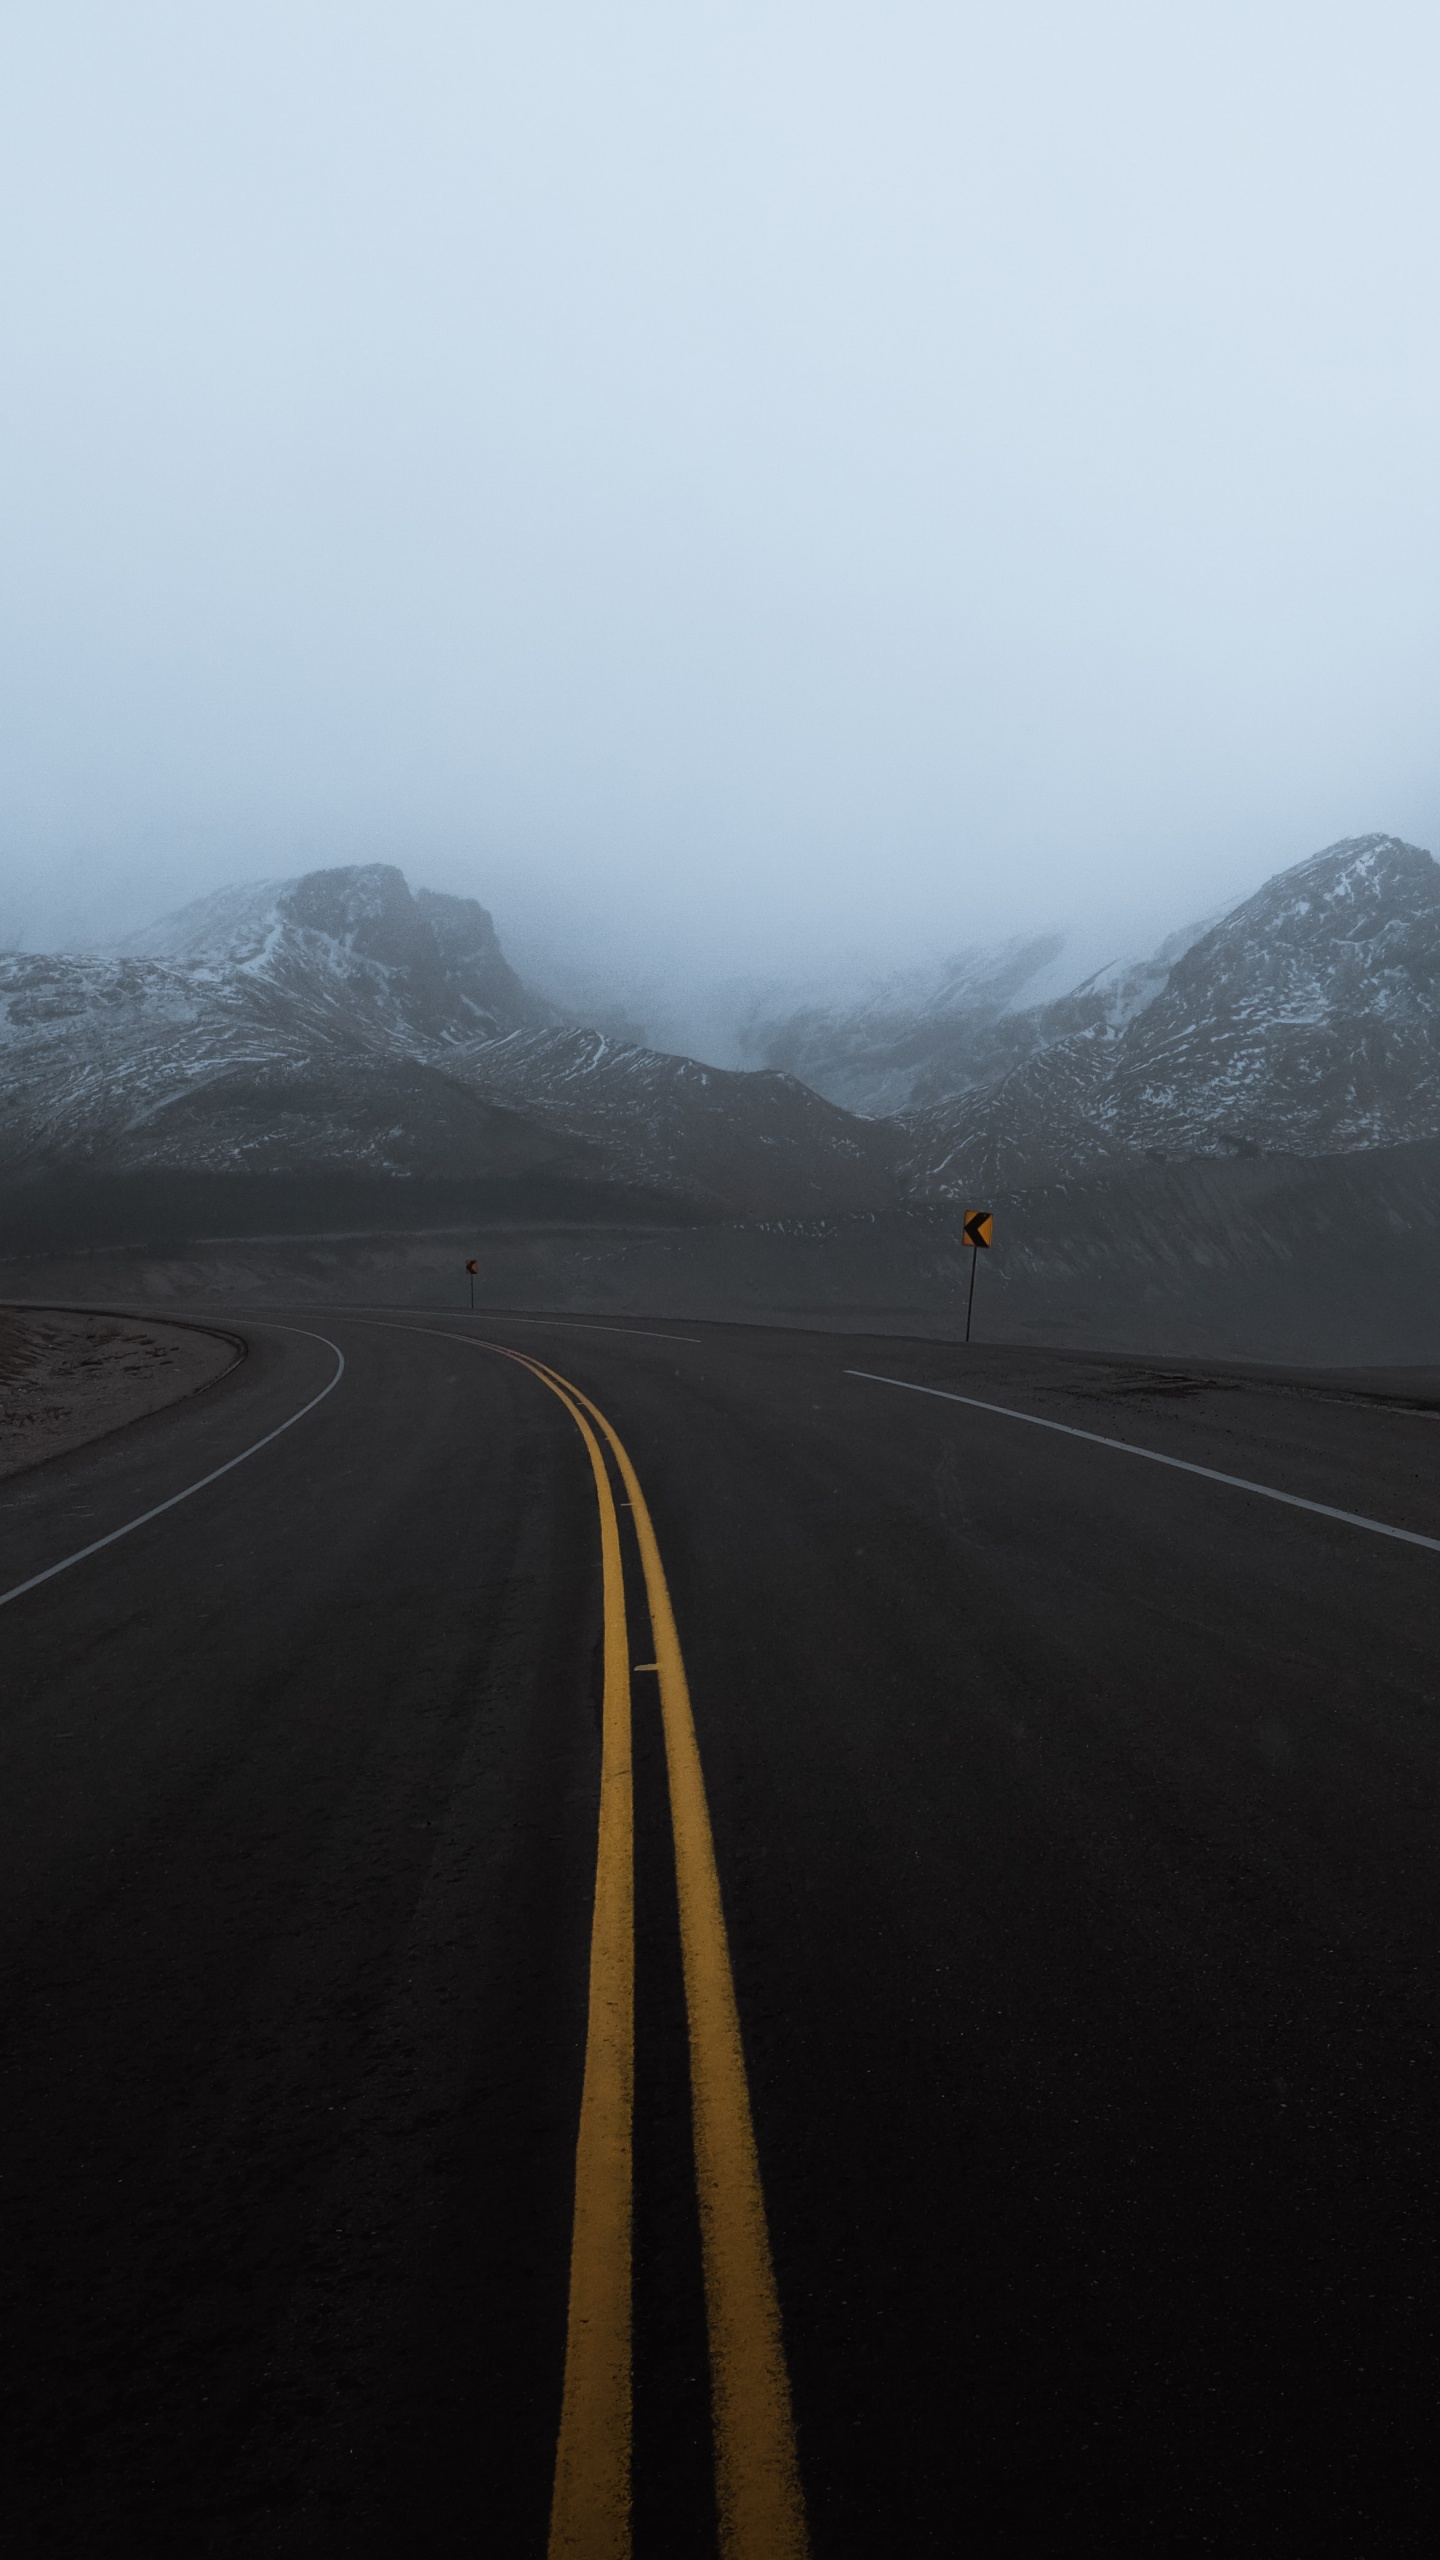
[0,1308,240,1479]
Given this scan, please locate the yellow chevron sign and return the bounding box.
[962,1209,993,1250]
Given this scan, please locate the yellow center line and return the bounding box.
[294,1316,809,2546]
[483,1350,634,2560]
[512,1350,809,2560]
[312,1317,638,2546]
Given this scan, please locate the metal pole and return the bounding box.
[469,1271,475,1313]
[964,1242,978,1343]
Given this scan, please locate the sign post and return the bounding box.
[961,1209,992,1342]
[465,1257,478,1312]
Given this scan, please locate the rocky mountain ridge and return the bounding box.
[112,864,547,1049]
[0,864,902,1219]
[742,919,1221,1117]
[905,835,1440,1193]
[3,836,1438,1247]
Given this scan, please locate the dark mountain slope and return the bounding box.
[449,1028,902,1216]
[102,1055,578,1183]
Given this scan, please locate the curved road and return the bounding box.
[2,1308,1437,2553]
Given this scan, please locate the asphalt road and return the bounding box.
[2,1307,1437,2554]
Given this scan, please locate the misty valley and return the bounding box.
[3,830,1438,1364]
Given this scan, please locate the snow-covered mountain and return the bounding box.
[113,864,547,1049]
[0,867,556,1183]
[0,864,902,1217]
[904,836,1440,1193]
[4,837,1437,1237]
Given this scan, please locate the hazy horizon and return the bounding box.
[3,3,1438,1000]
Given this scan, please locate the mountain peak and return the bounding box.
[1281,831,1434,888]
[1254,832,1437,916]
[283,864,433,973]
[0,863,901,1216]
[116,863,547,1044]
[1168,834,1440,1005]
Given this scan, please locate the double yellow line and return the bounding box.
[478,1344,808,2560]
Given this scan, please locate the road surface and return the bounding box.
[1,1308,1436,2553]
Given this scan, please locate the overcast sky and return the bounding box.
[2,0,1438,994]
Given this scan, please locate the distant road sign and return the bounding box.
[962,1210,993,1250]
[465,1259,479,1274]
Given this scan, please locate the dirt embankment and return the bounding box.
[0,1309,239,1479]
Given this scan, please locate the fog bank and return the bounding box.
[2,3,1438,989]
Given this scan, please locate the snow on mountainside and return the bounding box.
[0,866,559,1182]
[905,836,1440,1193]
[0,864,902,1215]
[741,920,1222,1118]
[114,864,547,1048]
[4,837,1435,1228]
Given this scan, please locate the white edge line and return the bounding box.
[0,1327,347,1612]
[845,1368,1440,1557]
